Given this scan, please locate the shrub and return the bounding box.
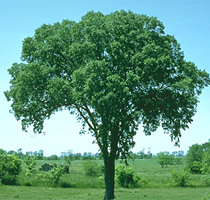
[47,166,64,187]
[24,182,32,186]
[202,176,210,187]
[1,173,17,185]
[60,181,75,188]
[171,170,190,187]
[115,165,144,188]
[36,166,64,187]
[83,160,101,177]
[0,153,21,185]
[24,156,37,177]
[201,152,210,174]
[188,161,202,174]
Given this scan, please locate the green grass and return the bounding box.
[18,158,209,188]
[2,158,210,199]
[0,186,210,200]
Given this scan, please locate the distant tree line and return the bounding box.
[0,148,44,160]
[0,148,186,162]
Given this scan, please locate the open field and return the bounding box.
[18,158,209,188]
[1,158,210,199]
[0,186,210,200]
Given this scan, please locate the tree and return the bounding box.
[0,149,7,155]
[186,143,204,165]
[4,10,210,199]
[157,152,175,168]
[0,153,22,185]
[186,141,210,174]
[47,154,59,160]
[17,148,23,158]
[37,150,44,160]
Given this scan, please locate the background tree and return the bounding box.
[5,10,210,199]
[186,140,210,174]
[0,153,22,185]
[47,154,59,161]
[37,150,44,160]
[157,152,175,168]
[186,143,204,164]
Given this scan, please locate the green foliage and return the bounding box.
[174,157,183,165]
[171,170,190,187]
[202,176,210,187]
[46,166,64,187]
[187,161,202,174]
[186,141,210,174]
[36,166,64,187]
[82,160,101,177]
[60,181,75,188]
[186,144,204,164]
[115,165,144,188]
[64,154,73,166]
[203,194,210,200]
[0,153,22,185]
[5,10,210,161]
[157,152,175,168]
[201,152,210,174]
[24,156,37,177]
[5,10,210,199]
[47,155,59,160]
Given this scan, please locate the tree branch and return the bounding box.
[74,104,103,150]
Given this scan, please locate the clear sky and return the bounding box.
[0,0,210,156]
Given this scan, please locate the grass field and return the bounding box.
[1,158,210,199]
[0,186,210,200]
[24,158,208,188]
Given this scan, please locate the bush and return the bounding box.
[0,153,21,185]
[83,160,101,177]
[24,182,32,186]
[36,166,64,187]
[24,156,37,177]
[188,161,202,174]
[202,176,210,187]
[201,152,210,174]
[1,173,17,185]
[60,181,75,188]
[115,165,144,188]
[171,170,190,187]
[47,166,64,187]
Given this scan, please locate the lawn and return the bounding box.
[0,186,210,200]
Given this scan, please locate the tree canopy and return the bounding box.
[5,10,210,199]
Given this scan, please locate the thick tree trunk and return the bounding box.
[104,158,115,200]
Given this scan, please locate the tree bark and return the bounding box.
[104,158,115,200]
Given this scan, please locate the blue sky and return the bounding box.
[0,0,210,156]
